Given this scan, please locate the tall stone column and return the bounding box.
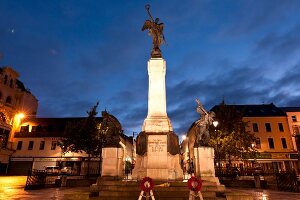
[142,58,173,133]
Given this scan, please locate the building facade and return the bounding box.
[239,104,298,173]
[9,112,134,176]
[0,66,38,174]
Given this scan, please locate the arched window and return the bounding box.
[9,79,13,88]
[0,112,6,122]
[6,96,12,104]
[4,75,7,84]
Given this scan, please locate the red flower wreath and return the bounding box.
[140,177,154,192]
[187,176,202,192]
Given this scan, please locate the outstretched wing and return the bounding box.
[158,23,164,32]
[142,20,152,31]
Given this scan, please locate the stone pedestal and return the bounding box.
[132,134,183,180]
[101,148,124,177]
[194,147,220,184]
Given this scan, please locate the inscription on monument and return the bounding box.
[148,135,167,154]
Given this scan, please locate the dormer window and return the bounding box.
[4,75,7,84]
[9,79,13,88]
[5,96,12,104]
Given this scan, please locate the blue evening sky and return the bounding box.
[1,0,300,136]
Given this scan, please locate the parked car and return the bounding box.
[45,166,60,175]
[61,167,73,175]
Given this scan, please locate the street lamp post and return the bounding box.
[213,121,219,170]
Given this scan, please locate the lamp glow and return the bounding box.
[213,121,219,127]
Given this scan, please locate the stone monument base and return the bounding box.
[133,131,183,180]
[194,146,221,185]
[101,147,124,177]
[132,152,183,180]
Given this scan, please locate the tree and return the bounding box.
[209,103,256,168]
[59,102,106,176]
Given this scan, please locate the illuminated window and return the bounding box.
[268,138,274,149]
[293,126,300,135]
[278,123,284,132]
[39,141,45,150]
[0,112,6,123]
[28,141,34,150]
[292,116,297,122]
[281,138,287,149]
[16,141,22,150]
[255,138,261,149]
[51,141,57,150]
[265,123,272,132]
[252,123,258,132]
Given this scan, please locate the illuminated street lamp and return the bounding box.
[213,121,220,169]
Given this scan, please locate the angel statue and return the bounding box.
[195,99,215,146]
[142,4,165,58]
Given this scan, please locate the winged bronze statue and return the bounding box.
[142,4,165,58]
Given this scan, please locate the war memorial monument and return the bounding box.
[91,5,224,199]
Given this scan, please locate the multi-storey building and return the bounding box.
[0,66,38,174]
[9,111,134,176]
[237,104,298,173]
[280,107,300,152]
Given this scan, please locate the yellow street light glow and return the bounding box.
[182,135,187,140]
[18,113,25,119]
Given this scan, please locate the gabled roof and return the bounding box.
[211,103,286,117]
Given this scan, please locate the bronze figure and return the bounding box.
[142,4,165,58]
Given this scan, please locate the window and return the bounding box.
[20,126,29,132]
[293,126,300,135]
[281,138,287,149]
[278,123,284,132]
[5,96,12,104]
[268,138,274,149]
[16,141,22,150]
[252,123,258,132]
[0,112,6,123]
[9,79,13,88]
[39,141,45,150]
[51,141,57,150]
[4,75,7,84]
[28,141,34,150]
[255,138,261,149]
[265,123,272,132]
[292,115,297,122]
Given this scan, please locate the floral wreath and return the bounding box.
[187,176,202,192]
[140,177,154,192]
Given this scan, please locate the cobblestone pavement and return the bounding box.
[1,176,300,200]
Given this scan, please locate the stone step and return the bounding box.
[98,185,221,192]
[99,191,216,198]
[98,180,219,187]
